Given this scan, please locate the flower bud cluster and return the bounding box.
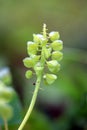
[0,81,15,120]
[23,24,63,85]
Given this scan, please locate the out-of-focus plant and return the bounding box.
[0,81,15,130]
[18,24,63,130]
[0,67,15,130]
[0,66,22,130]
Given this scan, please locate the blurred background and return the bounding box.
[0,0,87,130]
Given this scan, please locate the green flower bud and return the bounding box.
[23,57,34,68]
[31,55,40,64]
[52,51,63,61]
[33,34,48,47]
[0,101,13,120]
[0,87,15,102]
[34,62,44,76]
[27,41,38,55]
[44,48,52,59]
[33,34,44,43]
[49,31,60,41]
[47,60,60,73]
[51,40,63,51]
[23,55,40,68]
[43,73,57,85]
[25,70,33,79]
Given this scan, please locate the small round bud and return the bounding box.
[52,51,63,61]
[23,57,34,68]
[31,55,40,64]
[25,70,33,79]
[34,62,44,76]
[0,101,13,120]
[33,34,45,43]
[47,60,60,73]
[27,41,38,55]
[51,40,63,51]
[49,31,60,41]
[44,48,52,59]
[43,73,57,85]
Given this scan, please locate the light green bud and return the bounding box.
[51,40,63,51]
[25,70,33,79]
[23,55,40,68]
[44,48,52,59]
[52,51,63,61]
[27,41,38,55]
[33,34,45,43]
[0,87,15,102]
[49,31,60,41]
[34,62,44,76]
[0,101,13,120]
[43,73,57,85]
[23,57,34,68]
[31,55,40,64]
[47,60,60,73]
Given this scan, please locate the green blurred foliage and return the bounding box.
[0,0,87,130]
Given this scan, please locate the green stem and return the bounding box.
[3,118,8,130]
[18,24,47,130]
[18,75,42,130]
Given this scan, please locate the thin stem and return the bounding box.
[18,75,42,130]
[18,24,47,130]
[3,118,8,130]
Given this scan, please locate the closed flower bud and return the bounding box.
[47,60,60,73]
[25,70,33,79]
[33,34,45,43]
[23,57,34,68]
[23,55,40,68]
[31,55,40,64]
[51,40,63,51]
[44,48,52,59]
[52,51,63,61]
[49,31,60,41]
[27,41,38,55]
[43,73,57,85]
[34,62,44,76]
[0,101,13,120]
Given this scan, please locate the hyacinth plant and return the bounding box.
[18,24,63,130]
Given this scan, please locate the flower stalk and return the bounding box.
[18,24,63,130]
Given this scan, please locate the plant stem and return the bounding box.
[3,118,8,130]
[18,24,47,130]
[18,75,42,130]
